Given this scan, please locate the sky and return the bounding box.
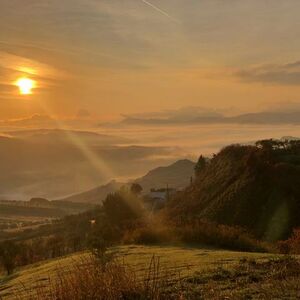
[1,0,300,121]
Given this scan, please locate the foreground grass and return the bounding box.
[0,245,298,299]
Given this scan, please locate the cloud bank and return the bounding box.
[236,61,300,85]
[117,106,300,126]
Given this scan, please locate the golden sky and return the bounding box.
[1,0,300,121]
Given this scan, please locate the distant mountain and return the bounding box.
[228,111,300,124]
[61,180,124,204]
[168,141,300,241]
[59,159,196,204]
[5,128,134,145]
[0,129,181,199]
[118,110,300,126]
[134,159,195,192]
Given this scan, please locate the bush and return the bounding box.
[175,220,270,252]
[278,228,300,254]
[123,225,176,245]
[122,217,270,253]
[0,241,20,275]
[182,221,268,252]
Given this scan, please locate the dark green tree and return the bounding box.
[0,241,20,275]
[102,191,144,227]
[194,155,206,177]
[130,183,143,196]
[255,139,279,151]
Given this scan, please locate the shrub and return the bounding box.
[278,228,300,254]
[122,217,270,253]
[175,220,270,252]
[0,241,20,275]
[123,225,176,245]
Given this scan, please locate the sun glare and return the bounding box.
[15,77,36,95]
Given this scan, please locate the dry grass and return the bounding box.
[11,254,184,300]
[0,245,274,299]
[1,245,295,300]
[10,253,300,300]
[186,256,300,299]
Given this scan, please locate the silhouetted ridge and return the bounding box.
[134,159,195,191]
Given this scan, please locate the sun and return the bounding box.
[15,77,36,95]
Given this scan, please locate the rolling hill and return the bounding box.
[60,180,124,204]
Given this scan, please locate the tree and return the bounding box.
[46,235,65,258]
[29,197,50,206]
[0,241,20,275]
[130,183,143,196]
[87,235,114,268]
[103,191,144,227]
[194,155,206,177]
[255,139,280,151]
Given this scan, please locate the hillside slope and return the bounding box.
[0,245,273,299]
[168,142,300,241]
[61,180,124,204]
[61,159,195,203]
[134,159,195,192]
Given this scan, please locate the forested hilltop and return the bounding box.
[168,139,300,241]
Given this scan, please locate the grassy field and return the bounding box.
[0,244,282,299]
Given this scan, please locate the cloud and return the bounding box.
[266,101,300,113]
[115,105,300,126]
[0,52,64,79]
[0,51,69,102]
[76,109,91,118]
[0,0,189,71]
[2,114,54,127]
[228,111,300,125]
[119,106,224,126]
[0,114,95,130]
[236,61,300,85]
